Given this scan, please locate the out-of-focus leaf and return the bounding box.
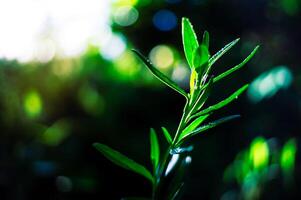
[208,38,240,67]
[182,17,199,69]
[161,127,172,145]
[150,128,160,170]
[192,84,248,118]
[177,115,240,146]
[93,143,153,183]
[213,45,260,82]
[179,114,209,140]
[122,197,151,200]
[193,45,209,70]
[132,50,188,99]
[202,31,210,49]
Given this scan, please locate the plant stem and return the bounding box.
[172,100,189,146]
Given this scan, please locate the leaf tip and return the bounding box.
[182,17,189,22]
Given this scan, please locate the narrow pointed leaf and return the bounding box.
[193,45,209,70]
[191,77,213,114]
[199,45,259,91]
[150,128,160,170]
[208,38,240,67]
[161,127,172,145]
[182,17,199,68]
[192,84,249,118]
[179,114,209,140]
[93,143,153,183]
[177,115,240,146]
[202,31,209,49]
[132,50,188,99]
[213,45,260,83]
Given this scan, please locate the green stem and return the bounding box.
[152,99,190,199]
[172,100,189,146]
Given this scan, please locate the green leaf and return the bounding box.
[177,115,240,146]
[192,84,249,118]
[132,50,188,99]
[161,127,172,145]
[193,45,209,70]
[208,38,240,67]
[182,17,199,68]
[213,45,260,83]
[93,143,153,183]
[202,31,209,49]
[179,114,209,141]
[199,45,259,91]
[190,77,213,114]
[150,128,160,170]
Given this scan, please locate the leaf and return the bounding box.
[199,45,259,91]
[191,77,213,114]
[182,17,199,68]
[179,114,209,141]
[208,38,240,67]
[150,128,160,170]
[192,84,249,118]
[193,45,209,70]
[161,127,172,145]
[189,69,197,95]
[177,115,240,146]
[213,45,260,83]
[202,31,210,49]
[132,50,188,99]
[93,143,153,183]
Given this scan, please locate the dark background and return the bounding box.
[0,0,301,199]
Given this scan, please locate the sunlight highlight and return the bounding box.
[0,0,111,62]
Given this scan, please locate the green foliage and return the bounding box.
[93,143,153,183]
[182,17,199,69]
[176,115,240,147]
[150,128,160,171]
[161,127,172,145]
[94,17,259,199]
[132,50,188,99]
[193,45,209,70]
[191,84,249,119]
[202,31,210,49]
[213,45,260,83]
[209,38,240,68]
[179,114,209,140]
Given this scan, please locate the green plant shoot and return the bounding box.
[94,17,259,199]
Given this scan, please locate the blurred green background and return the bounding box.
[0,0,301,199]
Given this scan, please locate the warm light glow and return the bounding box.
[149,45,174,70]
[0,0,111,62]
[113,6,139,26]
[172,62,189,83]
